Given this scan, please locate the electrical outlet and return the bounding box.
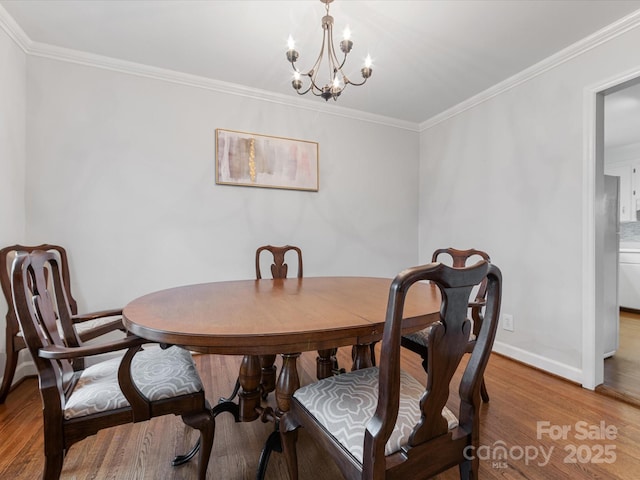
[502,314,514,332]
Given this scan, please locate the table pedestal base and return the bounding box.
[175,346,373,477]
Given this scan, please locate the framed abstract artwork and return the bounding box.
[215,129,319,191]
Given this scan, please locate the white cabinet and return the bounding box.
[603,162,640,221]
[633,165,640,220]
[619,249,640,309]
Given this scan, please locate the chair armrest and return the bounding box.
[39,335,149,360]
[72,308,123,323]
[72,309,125,343]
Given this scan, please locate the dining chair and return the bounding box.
[11,250,215,480]
[0,243,124,403]
[401,247,492,403]
[280,260,502,480]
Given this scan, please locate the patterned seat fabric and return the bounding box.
[293,366,458,463]
[403,328,476,347]
[64,345,202,419]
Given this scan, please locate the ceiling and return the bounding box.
[2,0,640,134]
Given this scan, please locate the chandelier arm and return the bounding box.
[325,25,340,83]
[308,79,323,95]
[333,50,348,72]
[345,76,368,87]
[295,86,314,96]
[307,74,325,95]
[306,27,330,95]
[306,59,325,94]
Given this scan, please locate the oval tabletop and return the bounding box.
[123,276,441,355]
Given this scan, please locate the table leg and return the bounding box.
[239,354,261,422]
[317,348,345,379]
[316,349,334,379]
[256,352,300,480]
[352,344,373,371]
[275,353,301,416]
[259,354,277,397]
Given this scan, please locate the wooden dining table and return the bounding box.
[122,276,441,477]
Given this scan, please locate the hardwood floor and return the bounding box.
[2,346,640,479]
[600,310,640,405]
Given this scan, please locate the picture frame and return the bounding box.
[215,128,319,191]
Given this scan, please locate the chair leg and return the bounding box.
[280,427,299,480]
[480,377,490,403]
[421,355,429,375]
[43,451,64,480]
[182,407,215,480]
[0,345,19,404]
[459,458,472,480]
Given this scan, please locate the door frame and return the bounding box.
[582,68,640,389]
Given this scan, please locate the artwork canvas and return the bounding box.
[216,129,319,191]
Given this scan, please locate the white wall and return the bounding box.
[0,26,27,383]
[419,23,640,382]
[25,57,420,313]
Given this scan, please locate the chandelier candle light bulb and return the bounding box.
[286,0,373,101]
[362,54,373,78]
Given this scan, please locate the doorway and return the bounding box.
[584,73,640,397]
[599,80,640,403]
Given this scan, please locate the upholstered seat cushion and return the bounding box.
[64,345,202,419]
[403,327,476,347]
[293,366,458,463]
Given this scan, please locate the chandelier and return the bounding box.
[286,0,372,101]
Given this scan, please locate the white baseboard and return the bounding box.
[492,341,584,386]
[0,352,36,390]
[14,360,36,382]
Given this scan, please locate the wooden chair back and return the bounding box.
[0,244,78,402]
[370,261,501,477]
[256,245,303,279]
[431,247,491,306]
[11,251,77,403]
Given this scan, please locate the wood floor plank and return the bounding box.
[601,310,640,403]
[2,346,640,479]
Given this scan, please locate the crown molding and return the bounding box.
[0,4,31,53]
[27,40,419,131]
[419,9,640,132]
[3,3,638,134]
[0,5,418,133]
